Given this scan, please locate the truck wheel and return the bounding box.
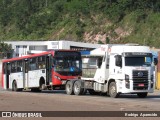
[73,80,84,95]
[137,93,148,98]
[109,82,119,98]
[66,81,74,95]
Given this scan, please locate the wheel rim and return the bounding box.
[110,85,116,96]
[66,84,71,93]
[74,84,80,93]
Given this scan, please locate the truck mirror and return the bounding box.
[115,55,122,67]
[154,58,158,65]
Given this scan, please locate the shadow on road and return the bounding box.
[23,90,160,99]
[1,87,160,100]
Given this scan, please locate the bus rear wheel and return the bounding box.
[66,81,74,95]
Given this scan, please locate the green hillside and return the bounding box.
[0,0,160,47]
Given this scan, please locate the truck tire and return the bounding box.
[73,80,84,95]
[137,93,148,98]
[109,82,119,98]
[66,81,74,95]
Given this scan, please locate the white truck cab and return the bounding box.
[65,44,157,98]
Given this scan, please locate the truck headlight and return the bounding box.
[125,74,130,89]
[151,74,154,88]
[125,74,129,80]
[151,75,154,83]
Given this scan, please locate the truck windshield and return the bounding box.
[125,57,152,66]
[53,51,82,74]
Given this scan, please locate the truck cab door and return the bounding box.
[94,53,108,83]
[109,55,122,76]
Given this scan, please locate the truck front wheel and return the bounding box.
[137,93,148,98]
[109,82,119,98]
[66,81,74,95]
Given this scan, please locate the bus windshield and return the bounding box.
[125,57,152,66]
[53,51,82,73]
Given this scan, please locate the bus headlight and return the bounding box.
[54,76,61,80]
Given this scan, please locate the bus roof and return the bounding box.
[2,50,79,63]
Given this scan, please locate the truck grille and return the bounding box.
[132,70,148,90]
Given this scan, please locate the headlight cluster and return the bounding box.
[54,76,61,80]
[150,74,154,88]
[125,74,130,89]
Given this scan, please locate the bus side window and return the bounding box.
[11,62,17,73]
[7,63,11,74]
[29,58,37,70]
[38,56,46,69]
[17,61,22,72]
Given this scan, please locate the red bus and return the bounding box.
[1,50,82,92]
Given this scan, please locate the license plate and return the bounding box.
[138,84,144,87]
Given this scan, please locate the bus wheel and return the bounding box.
[12,81,18,92]
[109,82,119,98]
[66,81,74,95]
[137,93,148,98]
[73,80,84,95]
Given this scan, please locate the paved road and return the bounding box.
[0,87,160,120]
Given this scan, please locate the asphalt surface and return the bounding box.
[0,86,160,120]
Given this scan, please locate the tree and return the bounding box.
[0,41,12,58]
[106,37,110,44]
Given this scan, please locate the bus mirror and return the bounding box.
[115,55,122,67]
[154,58,158,65]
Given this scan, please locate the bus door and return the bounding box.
[23,59,29,88]
[46,55,52,85]
[5,63,10,89]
